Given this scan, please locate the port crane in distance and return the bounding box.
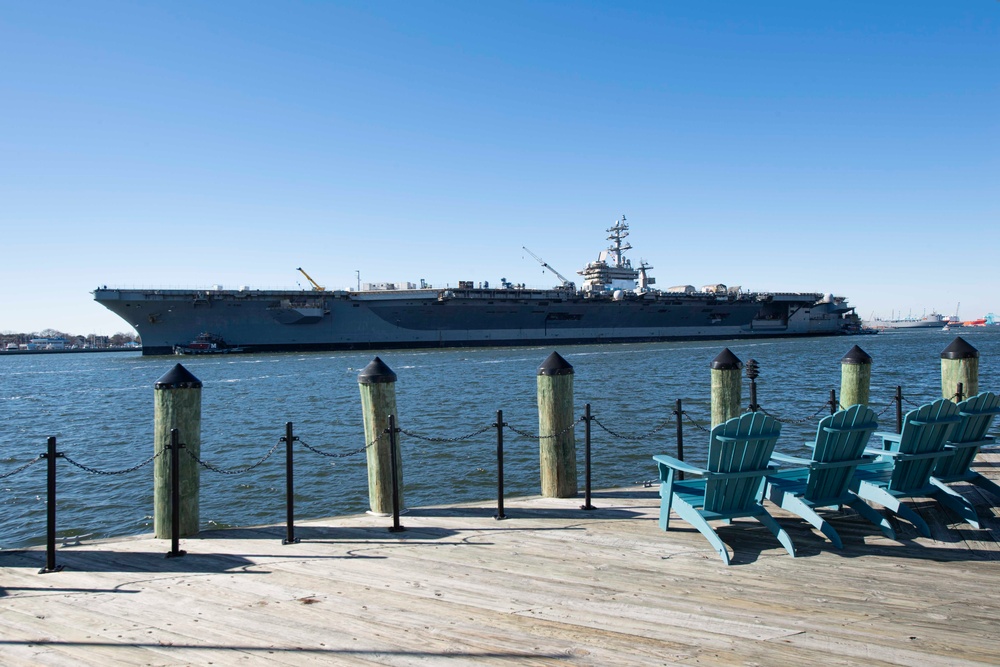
[296,267,326,291]
[522,246,575,290]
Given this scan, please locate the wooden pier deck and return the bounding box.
[2,455,999,666]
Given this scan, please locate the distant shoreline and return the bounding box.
[0,348,140,356]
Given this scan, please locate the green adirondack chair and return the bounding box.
[850,398,962,537]
[929,391,1000,519]
[653,412,795,565]
[765,405,895,548]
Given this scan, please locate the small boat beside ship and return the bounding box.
[173,333,244,355]
[95,217,861,356]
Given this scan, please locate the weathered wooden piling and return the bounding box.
[537,352,577,498]
[710,348,743,428]
[840,345,872,409]
[358,357,403,515]
[153,364,202,539]
[941,337,978,401]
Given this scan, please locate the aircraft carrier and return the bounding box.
[93,217,858,355]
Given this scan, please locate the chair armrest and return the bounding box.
[770,451,811,466]
[653,454,706,476]
[874,431,901,446]
[864,447,899,458]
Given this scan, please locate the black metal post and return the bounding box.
[494,409,506,520]
[282,422,299,544]
[388,415,404,533]
[674,399,684,481]
[39,436,63,574]
[956,382,964,403]
[166,428,186,558]
[830,389,837,415]
[580,403,595,510]
[895,386,903,435]
[746,359,759,412]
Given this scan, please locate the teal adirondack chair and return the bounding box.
[653,412,795,565]
[929,392,1000,518]
[765,405,895,548]
[850,399,963,537]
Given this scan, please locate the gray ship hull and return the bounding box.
[93,286,853,356]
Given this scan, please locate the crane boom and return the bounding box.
[296,267,326,291]
[522,246,574,289]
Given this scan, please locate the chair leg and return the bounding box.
[658,483,673,531]
[754,510,796,559]
[777,493,842,549]
[672,497,731,565]
[929,479,981,529]
[845,496,897,540]
[855,482,930,538]
[969,473,1000,501]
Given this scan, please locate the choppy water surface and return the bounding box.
[3,329,999,549]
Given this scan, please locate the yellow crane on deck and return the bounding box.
[296,267,326,291]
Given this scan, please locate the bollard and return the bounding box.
[153,364,202,539]
[710,348,743,428]
[840,345,872,409]
[537,351,578,498]
[358,357,402,515]
[941,337,978,401]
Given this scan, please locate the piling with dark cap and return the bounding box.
[153,364,202,539]
[537,352,577,498]
[941,337,978,401]
[840,345,873,409]
[710,348,743,428]
[358,357,402,515]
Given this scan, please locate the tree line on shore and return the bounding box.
[0,328,141,348]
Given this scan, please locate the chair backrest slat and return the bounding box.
[934,392,1000,478]
[705,412,780,514]
[890,398,960,491]
[806,404,878,501]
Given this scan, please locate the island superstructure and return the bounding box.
[94,217,858,355]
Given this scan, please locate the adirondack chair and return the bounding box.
[850,399,963,537]
[765,405,895,548]
[653,412,795,565]
[929,392,1000,519]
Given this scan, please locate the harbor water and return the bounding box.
[3,329,999,550]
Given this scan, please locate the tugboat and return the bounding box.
[173,333,244,355]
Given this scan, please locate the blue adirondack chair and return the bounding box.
[653,412,795,565]
[850,399,963,537]
[765,405,895,548]
[929,392,1000,518]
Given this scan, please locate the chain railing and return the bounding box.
[185,439,282,475]
[7,379,992,570]
[0,455,43,480]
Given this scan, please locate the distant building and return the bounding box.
[28,337,67,350]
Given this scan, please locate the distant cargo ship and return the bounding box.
[863,312,946,330]
[94,217,858,356]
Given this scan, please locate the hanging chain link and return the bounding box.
[399,424,495,443]
[61,450,160,475]
[681,410,710,433]
[184,439,282,475]
[591,415,673,441]
[0,455,44,479]
[297,438,373,459]
[505,417,582,440]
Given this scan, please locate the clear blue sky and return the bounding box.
[1,1,997,335]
